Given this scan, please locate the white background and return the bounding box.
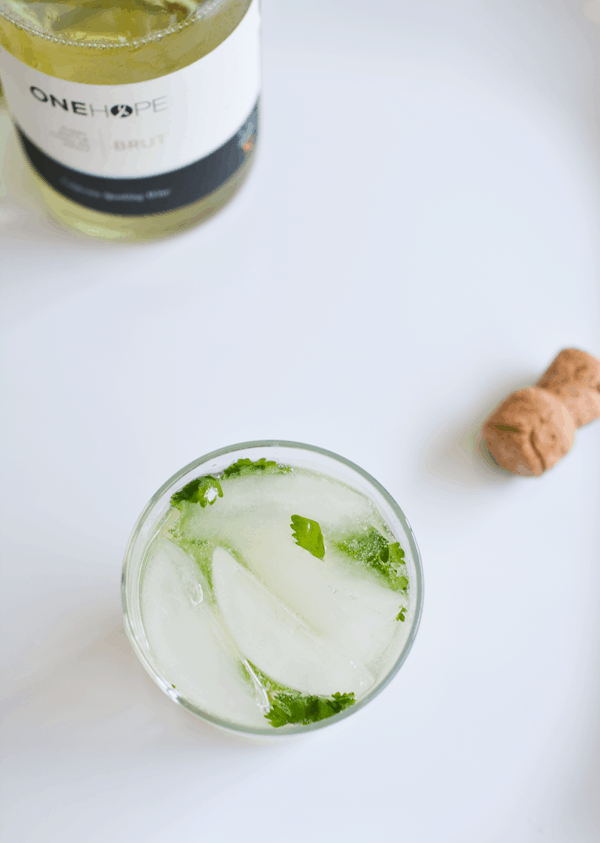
[1,1,600,841]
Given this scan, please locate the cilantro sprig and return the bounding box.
[290,515,325,560]
[222,458,291,479]
[334,526,408,593]
[248,664,355,727]
[265,690,356,727]
[374,542,408,592]
[169,458,290,511]
[171,475,223,509]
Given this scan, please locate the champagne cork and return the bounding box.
[483,349,600,476]
[537,348,600,428]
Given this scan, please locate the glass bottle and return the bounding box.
[0,1,260,240]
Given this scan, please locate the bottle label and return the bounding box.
[0,0,260,215]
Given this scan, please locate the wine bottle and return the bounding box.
[0,0,260,240]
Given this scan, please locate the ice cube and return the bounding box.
[211,546,374,696]
[141,538,267,727]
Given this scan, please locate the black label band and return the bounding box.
[16,100,258,216]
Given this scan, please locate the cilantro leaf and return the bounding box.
[171,475,223,509]
[493,424,520,433]
[396,607,406,622]
[290,514,325,559]
[373,542,408,592]
[334,527,408,592]
[336,526,388,565]
[244,662,355,728]
[222,458,291,479]
[265,691,356,728]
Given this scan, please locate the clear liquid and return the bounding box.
[140,467,413,731]
[0,0,256,239]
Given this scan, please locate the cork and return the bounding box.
[536,348,600,428]
[482,348,599,476]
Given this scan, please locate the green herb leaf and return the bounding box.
[265,690,356,728]
[244,663,356,728]
[334,527,408,592]
[373,542,408,592]
[396,607,406,622]
[336,526,389,564]
[493,424,520,433]
[222,458,291,479]
[290,514,325,559]
[171,475,223,509]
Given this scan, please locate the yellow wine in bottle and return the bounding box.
[0,0,259,240]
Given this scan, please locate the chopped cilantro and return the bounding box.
[373,542,408,592]
[334,527,408,592]
[171,475,223,508]
[396,607,406,622]
[493,424,520,433]
[265,690,356,728]
[247,663,355,727]
[172,537,215,589]
[222,458,291,479]
[290,514,325,559]
[336,525,388,563]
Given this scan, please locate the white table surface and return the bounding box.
[1,1,600,840]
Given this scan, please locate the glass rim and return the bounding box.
[122,439,424,737]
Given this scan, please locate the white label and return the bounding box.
[0,0,260,179]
